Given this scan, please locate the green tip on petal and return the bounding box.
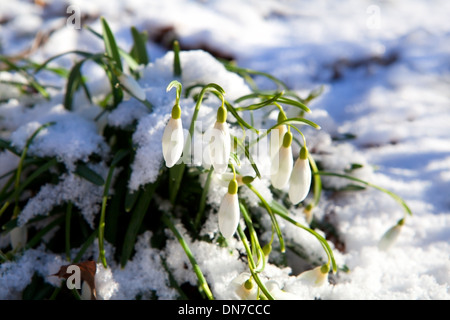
[263,243,272,256]
[217,106,227,123]
[320,264,330,274]
[300,146,308,160]
[277,111,287,123]
[171,104,181,119]
[228,179,238,194]
[282,131,293,148]
[242,176,255,184]
[244,278,253,290]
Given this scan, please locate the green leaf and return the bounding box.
[125,190,140,213]
[0,56,50,100]
[316,171,413,217]
[130,27,149,66]
[74,163,105,186]
[64,53,104,110]
[173,40,182,77]
[120,182,158,268]
[100,17,123,71]
[85,25,139,72]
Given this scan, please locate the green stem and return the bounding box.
[271,204,337,273]
[246,184,285,253]
[162,214,214,300]
[316,171,412,219]
[99,150,129,268]
[237,225,274,300]
[194,167,214,231]
[239,202,266,272]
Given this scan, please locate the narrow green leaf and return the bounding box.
[162,214,214,300]
[63,53,104,110]
[120,182,158,268]
[100,17,122,71]
[173,40,182,77]
[234,92,283,111]
[270,200,338,273]
[234,137,261,179]
[125,190,140,213]
[84,25,139,71]
[130,27,149,65]
[74,163,105,186]
[316,171,413,217]
[25,215,64,249]
[277,96,311,113]
[194,167,214,230]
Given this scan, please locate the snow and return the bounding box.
[1,0,449,300]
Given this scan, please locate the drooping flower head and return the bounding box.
[378,218,404,251]
[270,131,293,189]
[209,105,231,174]
[289,146,312,204]
[162,81,184,168]
[218,178,240,239]
[162,104,184,168]
[297,264,330,287]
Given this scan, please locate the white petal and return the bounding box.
[229,272,258,300]
[289,157,311,204]
[209,122,231,174]
[297,266,328,287]
[378,224,402,251]
[265,280,298,300]
[162,117,184,168]
[270,125,287,158]
[118,74,146,101]
[270,146,293,189]
[10,226,27,250]
[218,192,240,239]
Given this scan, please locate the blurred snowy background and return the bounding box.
[0,0,449,299]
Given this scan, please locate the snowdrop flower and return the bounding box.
[265,280,298,300]
[162,104,184,168]
[289,146,312,204]
[218,178,240,239]
[297,264,329,287]
[209,106,231,174]
[10,226,27,250]
[270,131,293,189]
[378,219,404,251]
[117,72,146,101]
[228,272,258,300]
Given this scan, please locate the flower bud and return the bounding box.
[218,179,240,239]
[378,219,404,251]
[297,264,329,287]
[209,121,231,174]
[162,109,184,168]
[289,147,311,204]
[270,132,293,189]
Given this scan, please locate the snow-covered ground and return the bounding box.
[0,0,449,300]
